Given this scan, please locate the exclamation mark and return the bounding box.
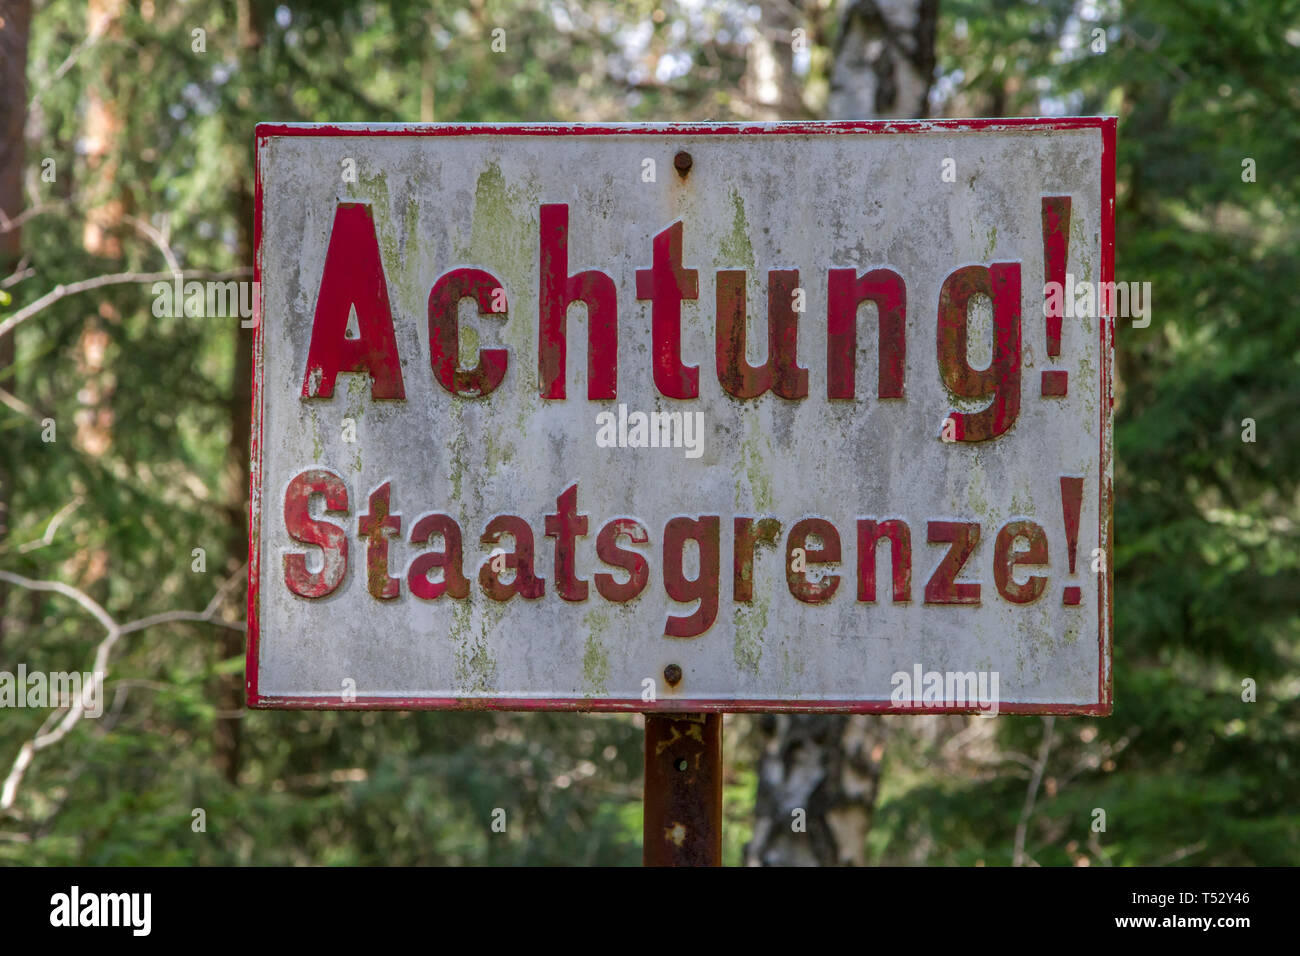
[1041,196,1071,397]
[1060,475,1083,606]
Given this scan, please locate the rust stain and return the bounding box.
[643,713,722,866]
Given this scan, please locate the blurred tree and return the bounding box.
[1,0,1296,868]
[0,0,33,654]
[828,0,938,118]
[0,0,699,864]
[747,0,938,868]
[870,0,1300,867]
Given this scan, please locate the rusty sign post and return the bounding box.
[248,120,1115,866]
[643,713,722,866]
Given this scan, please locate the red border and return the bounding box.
[247,126,265,709]
[1099,117,1116,714]
[252,117,1110,138]
[247,118,1116,715]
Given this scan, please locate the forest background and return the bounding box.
[1,0,1296,865]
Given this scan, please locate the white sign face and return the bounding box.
[248,120,1114,715]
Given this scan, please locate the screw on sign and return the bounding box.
[248,120,1115,866]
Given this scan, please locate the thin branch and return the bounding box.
[1000,750,1039,773]
[0,570,118,634]
[939,715,987,755]
[26,13,112,110]
[0,386,43,425]
[1,268,34,289]
[119,606,245,638]
[0,201,71,235]
[16,498,83,553]
[1151,841,1206,866]
[1012,716,1055,867]
[2,256,34,288]
[0,564,247,813]
[1088,830,1114,867]
[4,205,179,275]
[0,267,252,339]
[124,215,181,275]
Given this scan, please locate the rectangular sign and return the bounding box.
[248,119,1114,714]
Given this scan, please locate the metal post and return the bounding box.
[643,712,723,866]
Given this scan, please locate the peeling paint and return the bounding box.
[447,398,468,522]
[309,405,323,461]
[345,375,366,472]
[456,161,542,428]
[780,647,807,691]
[453,637,498,694]
[581,610,611,696]
[966,456,990,518]
[733,597,767,674]
[459,324,480,364]
[736,415,774,511]
[718,188,755,270]
[448,589,474,645]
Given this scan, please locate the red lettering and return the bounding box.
[283,469,349,599]
[924,520,981,605]
[539,204,618,399]
[407,513,470,600]
[480,515,545,600]
[594,518,650,602]
[733,517,781,602]
[301,202,405,400]
[827,267,906,399]
[1041,196,1071,361]
[856,518,912,603]
[937,263,1022,440]
[543,483,589,601]
[428,267,509,397]
[663,515,720,637]
[358,481,402,600]
[786,517,841,604]
[715,270,809,399]
[636,221,700,399]
[993,520,1048,604]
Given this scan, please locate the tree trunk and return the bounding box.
[73,0,125,465]
[745,0,938,867]
[215,178,253,785]
[0,0,33,654]
[212,0,263,786]
[81,0,126,260]
[748,713,888,865]
[741,0,805,120]
[828,0,938,121]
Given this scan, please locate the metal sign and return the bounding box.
[247,120,1114,714]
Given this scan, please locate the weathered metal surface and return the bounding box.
[643,713,722,866]
[247,120,1115,714]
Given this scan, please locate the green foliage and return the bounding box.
[2,0,1297,865]
[872,0,1300,867]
